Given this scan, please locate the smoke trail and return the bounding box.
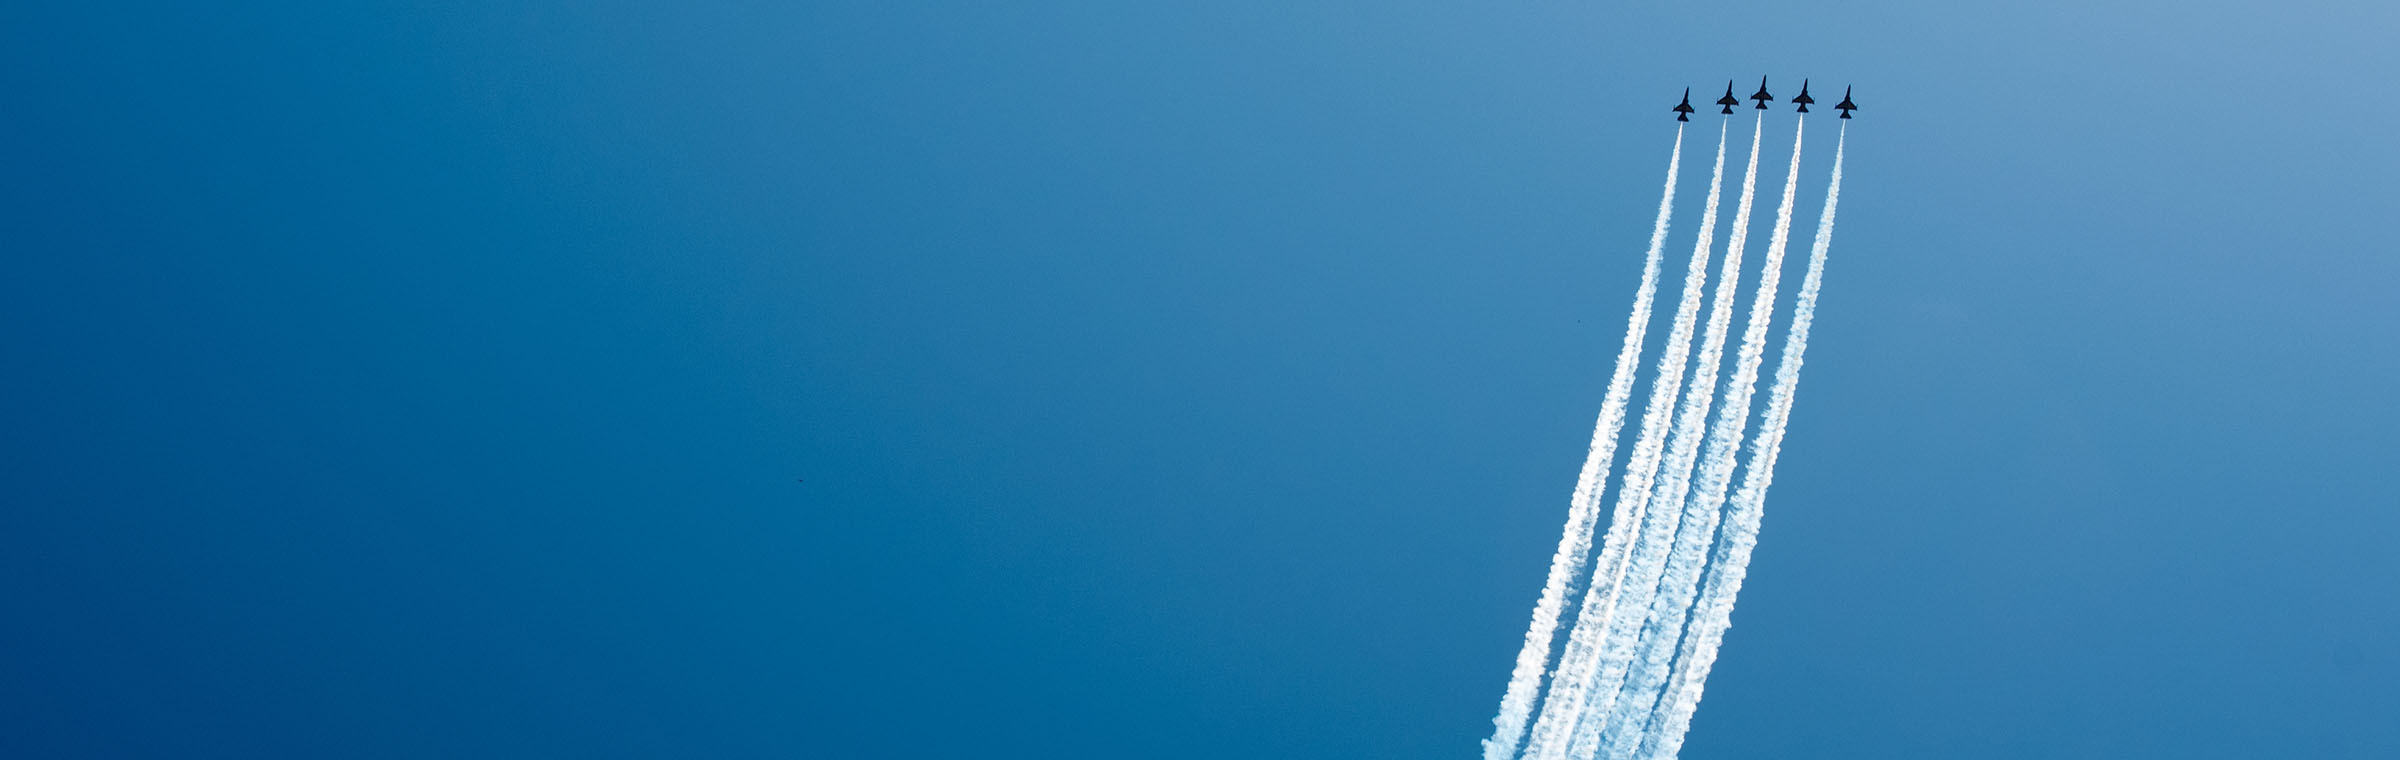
[1483,124,1688,760]
[1588,112,1774,760]
[1555,116,1744,760]
[1642,123,1845,760]
[1597,115,1799,758]
[1522,120,1728,760]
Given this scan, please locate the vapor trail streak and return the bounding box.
[1589,112,1773,760]
[1557,117,1742,760]
[1642,124,1845,760]
[1522,121,1728,760]
[1483,124,1687,760]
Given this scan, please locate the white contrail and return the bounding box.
[1522,120,1728,760]
[1556,116,1742,760]
[1588,112,1774,760]
[1641,123,1845,760]
[1483,124,1687,760]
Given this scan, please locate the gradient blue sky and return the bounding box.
[5,2,2396,757]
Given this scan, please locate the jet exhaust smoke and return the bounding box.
[1490,97,1854,760]
[1557,117,1743,760]
[1641,123,1845,760]
[1523,121,1729,760]
[1483,124,1688,760]
[1591,111,1772,760]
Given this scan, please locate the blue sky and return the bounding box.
[4,2,2396,757]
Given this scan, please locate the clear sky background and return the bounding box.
[5,2,2396,758]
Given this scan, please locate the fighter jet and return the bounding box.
[1833,86,1858,119]
[1792,79,1816,113]
[1749,76,1774,109]
[1715,81,1740,115]
[1673,88,1696,122]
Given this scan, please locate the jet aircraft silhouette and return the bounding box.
[1673,88,1696,122]
[1833,86,1858,119]
[1792,80,1815,113]
[1748,76,1774,109]
[1715,81,1740,115]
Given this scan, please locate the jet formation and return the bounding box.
[1680,77,1858,119]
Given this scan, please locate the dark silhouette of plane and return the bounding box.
[1715,81,1740,114]
[1749,76,1774,109]
[1792,80,1816,113]
[1834,86,1858,119]
[1673,88,1695,122]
